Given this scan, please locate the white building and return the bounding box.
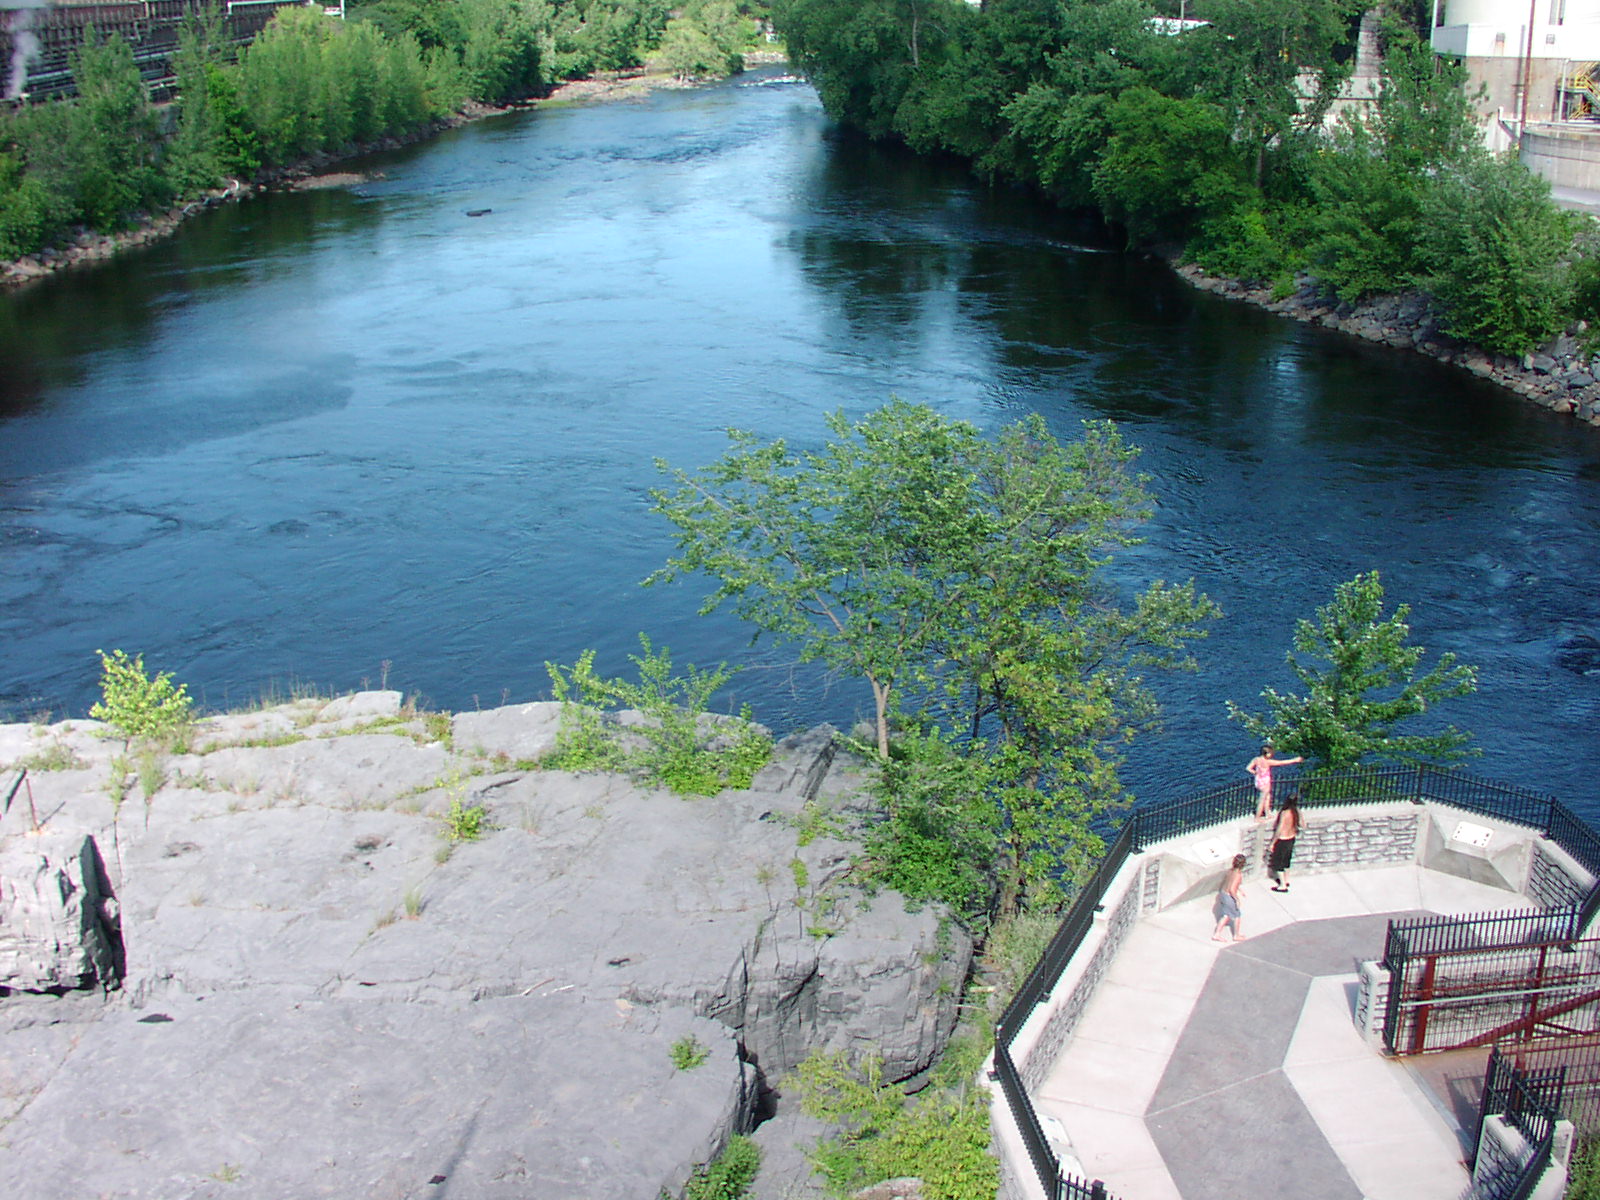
[1430,0,1600,126]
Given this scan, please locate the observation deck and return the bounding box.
[990,770,1600,1200]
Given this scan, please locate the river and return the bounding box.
[2,67,1599,811]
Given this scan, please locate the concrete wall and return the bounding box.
[1521,122,1600,190]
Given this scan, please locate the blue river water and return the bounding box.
[2,68,1599,811]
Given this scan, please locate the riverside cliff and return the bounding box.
[0,691,969,1199]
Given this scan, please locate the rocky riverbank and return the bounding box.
[1176,262,1600,428]
[0,692,967,1199]
[0,52,788,293]
[0,103,496,290]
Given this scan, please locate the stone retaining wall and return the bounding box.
[1527,842,1594,911]
[1296,811,1422,871]
[1017,863,1144,1094]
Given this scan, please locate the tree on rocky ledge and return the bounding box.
[1227,570,1478,771]
[649,401,1217,912]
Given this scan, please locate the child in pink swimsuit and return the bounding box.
[1246,745,1302,820]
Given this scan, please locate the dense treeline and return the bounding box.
[0,0,764,261]
[774,0,1600,357]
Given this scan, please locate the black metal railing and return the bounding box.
[1383,907,1583,964]
[993,764,1599,1200]
[1496,1035,1600,1135]
[998,818,1139,1044]
[1057,1175,1109,1200]
[1473,1048,1565,1200]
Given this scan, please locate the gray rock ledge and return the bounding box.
[0,696,970,1199]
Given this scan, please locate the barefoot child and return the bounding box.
[1247,745,1303,820]
[1214,853,1247,942]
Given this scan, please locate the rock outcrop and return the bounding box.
[0,831,119,990]
[0,695,970,1199]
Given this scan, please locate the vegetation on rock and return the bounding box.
[90,648,195,747]
[652,401,1217,913]
[545,634,774,795]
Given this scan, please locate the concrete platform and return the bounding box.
[1035,865,1528,1200]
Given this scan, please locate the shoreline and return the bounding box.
[10,54,1592,432]
[1171,260,1600,429]
[0,53,788,292]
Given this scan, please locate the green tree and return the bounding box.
[239,7,330,161]
[657,0,754,82]
[90,649,195,745]
[926,418,1216,906]
[1418,152,1576,358]
[1303,24,1483,302]
[773,0,936,136]
[1227,571,1478,770]
[1090,86,1246,245]
[649,400,989,760]
[1183,0,1360,189]
[652,402,1216,912]
[66,31,167,229]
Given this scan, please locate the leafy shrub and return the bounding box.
[683,1135,760,1200]
[1568,1133,1600,1199]
[1091,87,1247,245]
[669,1034,711,1071]
[545,635,772,796]
[90,649,194,745]
[863,727,996,923]
[1189,200,1304,287]
[794,1051,998,1200]
[1419,153,1576,357]
[441,796,487,841]
[544,649,631,773]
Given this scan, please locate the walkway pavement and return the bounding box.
[1034,864,1530,1200]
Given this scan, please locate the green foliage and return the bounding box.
[682,1135,761,1200]
[18,740,90,772]
[67,32,170,229]
[794,1051,998,1200]
[657,0,753,80]
[441,795,488,841]
[1570,231,1600,359]
[669,1034,712,1071]
[1419,153,1576,357]
[455,0,543,102]
[773,0,1591,366]
[545,650,631,772]
[863,726,996,921]
[238,7,439,163]
[1567,1133,1600,1200]
[1188,200,1305,287]
[90,650,195,746]
[168,11,252,192]
[0,140,61,259]
[1091,87,1245,246]
[1302,26,1483,303]
[545,636,774,795]
[0,31,170,241]
[1227,570,1478,771]
[653,403,1215,912]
